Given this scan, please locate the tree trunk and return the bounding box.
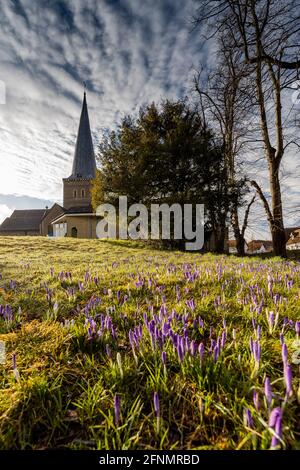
[231,205,245,256]
[270,167,286,258]
[214,222,227,254]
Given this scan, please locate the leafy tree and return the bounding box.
[93,100,243,251]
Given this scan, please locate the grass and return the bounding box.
[0,236,299,450]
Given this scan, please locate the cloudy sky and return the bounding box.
[0,0,299,240]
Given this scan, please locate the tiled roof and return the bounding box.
[66,205,94,214]
[41,203,64,221]
[247,240,273,252]
[284,227,300,242]
[287,229,300,245]
[0,209,46,232]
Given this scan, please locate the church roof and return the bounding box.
[66,205,94,214]
[284,226,300,242]
[0,209,46,232]
[50,205,95,224]
[67,92,96,180]
[287,228,300,245]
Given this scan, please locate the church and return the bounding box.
[0,92,227,251]
[0,92,99,239]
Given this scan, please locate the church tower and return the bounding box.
[63,91,96,210]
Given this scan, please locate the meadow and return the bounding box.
[0,236,299,450]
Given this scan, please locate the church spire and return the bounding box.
[69,89,96,179]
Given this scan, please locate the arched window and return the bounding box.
[81,189,85,198]
[73,189,77,198]
[71,227,78,238]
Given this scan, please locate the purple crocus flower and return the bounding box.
[177,344,184,363]
[284,363,293,398]
[198,343,204,363]
[190,340,197,357]
[244,408,253,429]
[279,333,284,345]
[253,390,260,411]
[186,299,195,311]
[153,392,160,417]
[295,321,300,339]
[87,327,93,341]
[221,330,226,349]
[213,345,219,363]
[256,325,261,340]
[273,293,280,305]
[252,340,261,364]
[114,393,121,426]
[106,344,112,359]
[281,343,288,364]
[269,407,283,449]
[269,407,282,428]
[269,311,275,328]
[210,339,216,353]
[264,377,272,408]
[161,351,167,366]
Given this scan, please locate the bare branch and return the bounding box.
[250,180,273,225]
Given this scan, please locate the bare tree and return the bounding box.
[194,37,255,255]
[193,0,300,257]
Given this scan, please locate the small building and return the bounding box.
[284,227,300,243]
[247,240,273,254]
[228,239,248,254]
[0,209,47,236]
[286,228,300,250]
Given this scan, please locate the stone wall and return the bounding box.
[63,178,93,209]
[66,216,98,238]
[40,204,65,236]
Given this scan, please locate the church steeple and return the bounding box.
[63,89,97,210]
[69,90,96,179]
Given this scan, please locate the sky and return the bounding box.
[0,0,299,240]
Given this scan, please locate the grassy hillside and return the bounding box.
[0,237,299,449]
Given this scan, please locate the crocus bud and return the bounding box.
[284,363,293,398]
[269,407,282,449]
[198,343,204,363]
[281,343,288,364]
[114,393,121,426]
[295,321,300,339]
[253,390,260,411]
[244,408,253,429]
[153,392,160,417]
[264,377,272,408]
[116,352,123,378]
[279,333,284,345]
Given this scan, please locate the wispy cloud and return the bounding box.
[0,204,12,224]
[0,0,298,239]
[0,0,207,199]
